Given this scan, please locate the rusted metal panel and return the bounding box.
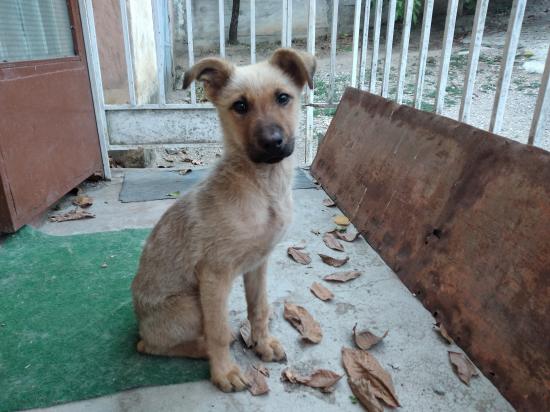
[0,0,102,233]
[311,88,550,411]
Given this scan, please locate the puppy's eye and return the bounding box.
[276,93,291,106]
[232,100,248,114]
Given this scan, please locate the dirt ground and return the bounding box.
[154,1,550,168]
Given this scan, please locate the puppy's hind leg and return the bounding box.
[137,336,208,359]
[199,269,248,392]
[244,261,286,362]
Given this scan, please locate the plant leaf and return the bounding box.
[332,230,361,242]
[240,319,253,348]
[324,270,361,282]
[323,232,345,252]
[348,377,384,412]
[310,282,334,301]
[281,368,342,392]
[246,367,269,396]
[49,209,95,222]
[353,324,388,350]
[323,198,336,207]
[319,254,349,267]
[342,347,400,407]
[168,191,181,197]
[72,195,93,208]
[448,351,478,385]
[288,247,312,265]
[334,215,350,226]
[434,322,453,344]
[283,302,322,343]
[253,363,269,377]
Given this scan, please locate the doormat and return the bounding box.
[0,227,209,412]
[119,167,317,202]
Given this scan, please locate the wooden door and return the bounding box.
[0,0,103,233]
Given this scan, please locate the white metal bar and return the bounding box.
[459,0,489,123]
[396,0,414,103]
[528,45,550,146]
[381,0,397,97]
[250,0,256,63]
[119,0,136,106]
[305,0,316,164]
[435,0,459,113]
[359,0,371,89]
[282,0,288,47]
[185,0,196,104]
[369,0,383,93]
[152,0,166,105]
[329,0,339,102]
[350,0,362,88]
[413,0,434,109]
[79,0,111,179]
[489,0,527,133]
[105,103,215,110]
[287,0,293,47]
[218,0,225,57]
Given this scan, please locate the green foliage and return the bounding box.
[395,0,424,25]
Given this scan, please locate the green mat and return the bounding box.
[0,227,209,412]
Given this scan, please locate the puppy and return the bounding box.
[131,48,316,392]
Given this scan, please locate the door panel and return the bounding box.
[0,0,102,233]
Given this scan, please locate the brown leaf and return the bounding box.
[334,215,350,226]
[310,282,334,301]
[49,209,95,222]
[240,319,253,348]
[324,270,361,282]
[246,367,269,396]
[288,247,311,265]
[72,195,93,208]
[323,198,336,207]
[353,324,388,350]
[253,364,269,377]
[342,347,400,407]
[319,254,349,267]
[448,351,478,385]
[333,230,361,242]
[434,322,453,344]
[283,302,322,343]
[348,377,384,412]
[323,232,344,252]
[281,368,342,392]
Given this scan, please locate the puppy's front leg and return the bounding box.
[244,261,286,362]
[199,271,248,392]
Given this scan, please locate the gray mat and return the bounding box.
[119,167,317,203]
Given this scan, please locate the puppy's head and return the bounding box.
[183,49,316,164]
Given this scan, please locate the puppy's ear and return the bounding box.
[183,58,235,99]
[269,48,316,89]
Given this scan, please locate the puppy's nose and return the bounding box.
[258,124,284,151]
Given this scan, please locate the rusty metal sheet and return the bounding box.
[311,88,550,411]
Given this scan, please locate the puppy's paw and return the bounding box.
[211,363,248,392]
[254,335,286,362]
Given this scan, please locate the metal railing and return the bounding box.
[81,0,550,176]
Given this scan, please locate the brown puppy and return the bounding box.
[131,49,316,392]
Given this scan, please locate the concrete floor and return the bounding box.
[30,169,513,412]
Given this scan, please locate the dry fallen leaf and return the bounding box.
[342,347,400,408]
[319,254,349,267]
[49,209,95,222]
[324,270,361,282]
[253,364,269,377]
[348,377,384,412]
[240,319,253,348]
[334,215,350,226]
[72,195,93,208]
[246,367,269,396]
[178,168,192,175]
[323,232,345,252]
[191,159,203,165]
[332,230,361,242]
[310,282,334,301]
[283,302,322,343]
[434,322,453,344]
[288,247,311,265]
[281,368,342,392]
[323,198,336,207]
[448,351,478,385]
[353,324,388,350]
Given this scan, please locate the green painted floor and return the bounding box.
[0,227,209,412]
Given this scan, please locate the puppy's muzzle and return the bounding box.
[249,123,295,164]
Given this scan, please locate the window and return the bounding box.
[0,0,76,63]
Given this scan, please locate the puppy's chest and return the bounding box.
[239,197,290,250]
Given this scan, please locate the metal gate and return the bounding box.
[79,0,550,179]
